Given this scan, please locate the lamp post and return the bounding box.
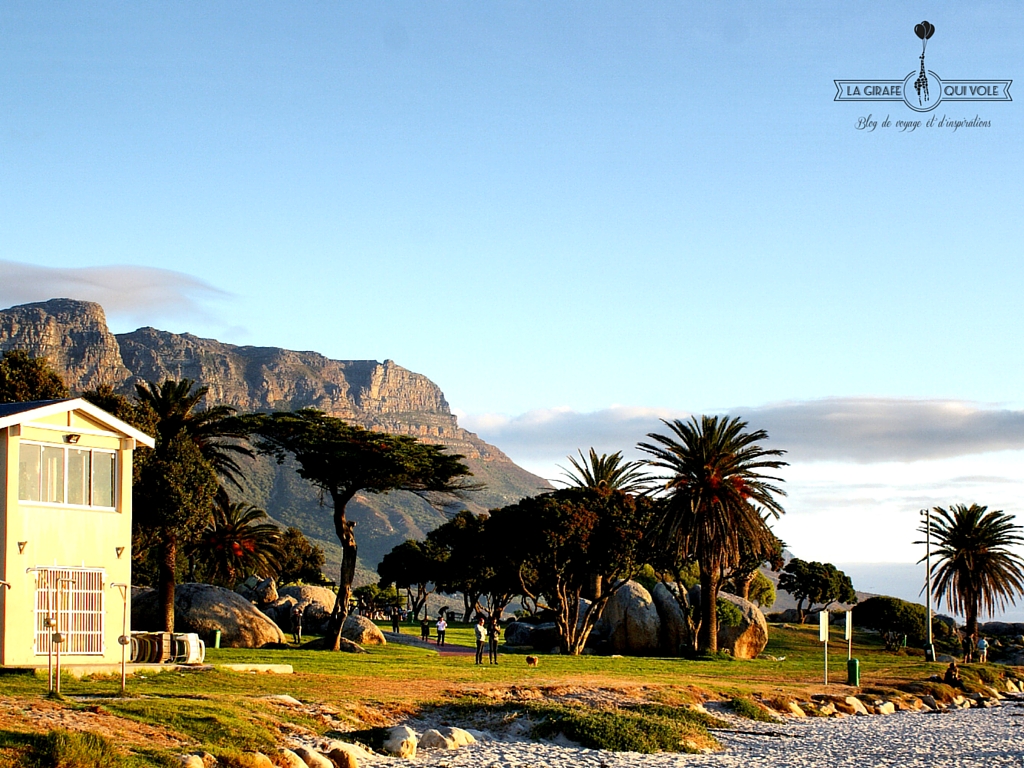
[920,508,935,661]
[110,583,130,696]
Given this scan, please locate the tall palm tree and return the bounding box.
[920,504,1024,641]
[638,416,787,653]
[559,448,651,494]
[134,379,255,631]
[135,379,253,486]
[192,497,283,587]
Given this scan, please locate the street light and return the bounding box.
[920,508,935,661]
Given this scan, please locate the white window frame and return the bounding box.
[33,567,106,656]
[17,440,118,510]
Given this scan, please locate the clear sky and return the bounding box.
[3,3,1023,617]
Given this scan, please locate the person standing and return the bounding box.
[487,615,500,664]
[420,616,430,642]
[977,636,989,663]
[291,605,303,645]
[474,615,488,665]
[391,608,401,634]
[436,615,448,646]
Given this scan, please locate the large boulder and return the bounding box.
[132,583,287,648]
[596,581,661,655]
[341,614,386,646]
[652,582,693,656]
[279,586,337,634]
[687,587,770,659]
[261,596,299,627]
[504,621,535,646]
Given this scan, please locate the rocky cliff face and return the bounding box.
[0,298,550,576]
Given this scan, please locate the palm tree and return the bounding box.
[134,379,256,631]
[558,448,652,494]
[919,504,1024,641]
[192,497,283,587]
[638,416,787,653]
[135,379,254,486]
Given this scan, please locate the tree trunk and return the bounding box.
[738,571,755,602]
[698,567,719,653]
[326,488,358,651]
[158,531,177,633]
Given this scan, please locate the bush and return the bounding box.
[28,730,126,768]
[727,697,777,723]
[716,599,744,628]
[853,596,928,648]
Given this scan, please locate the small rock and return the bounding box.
[1007,679,1021,693]
[383,726,417,759]
[876,701,896,715]
[844,696,868,715]
[292,747,333,768]
[178,757,205,768]
[276,748,309,768]
[464,728,489,742]
[264,694,303,706]
[919,695,939,710]
[419,729,457,750]
[242,754,275,768]
[787,702,807,717]
[326,746,359,768]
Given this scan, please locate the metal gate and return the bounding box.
[33,568,105,655]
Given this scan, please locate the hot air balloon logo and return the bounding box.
[913,21,936,106]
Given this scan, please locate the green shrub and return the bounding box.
[727,697,777,723]
[716,599,744,629]
[28,729,126,768]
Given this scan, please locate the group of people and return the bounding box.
[962,633,990,663]
[474,614,501,664]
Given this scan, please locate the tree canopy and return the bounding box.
[0,349,69,403]
[777,558,857,621]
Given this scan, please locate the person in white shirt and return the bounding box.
[474,615,488,664]
[436,616,447,646]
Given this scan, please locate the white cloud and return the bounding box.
[0,260,228,325]
[462,398,1024,466]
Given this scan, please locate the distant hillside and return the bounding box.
[0,298,551,580]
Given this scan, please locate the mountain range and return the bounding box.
[0,298,551,580]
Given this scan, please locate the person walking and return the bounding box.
[420,616,430,642]
[436,615,448,646]
[291,605,303,645]
[487,614,500,664]
[474,615,488,665]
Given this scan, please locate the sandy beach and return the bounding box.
[407,703,1024,768]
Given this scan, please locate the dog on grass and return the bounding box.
[526,655,539,667]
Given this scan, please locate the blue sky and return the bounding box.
[3,3,1023,615]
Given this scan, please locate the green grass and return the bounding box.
[24,729,130,768]
[727,696,778,722]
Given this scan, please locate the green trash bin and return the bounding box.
[847,658,860,687]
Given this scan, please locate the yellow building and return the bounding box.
[0,398,154,667]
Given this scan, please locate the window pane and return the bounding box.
[18,443,41,501]
[41,446,64,503]
[92,451,115,507]
[68,449,90,505]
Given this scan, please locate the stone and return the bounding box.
[439,726,476,747]
[132,583,286,648]
[253,578,279,604]
[261,596,299,627]
[419,729,457,750]
[1007,679,1021,693]
[919,695,939,710]
[787,701,807,717]
[464,729,489,742]
[844,696,868,715]
[652,581,693,656]
[383,726,417,759]
[876,701,896,715]
[503,621,535,646]
[326,746,359,768]
[596,581,661,655]
[716,592,770,660]
[276,749,310,768]
[936,654,956,663]
[279,586,338,634]
[264,694,303,706]
[241,754,275,768]
[816,702,837,717]
[292,747,333,768]
[341,615,386,646]
[322,741,373,764]
[178,757,205,768]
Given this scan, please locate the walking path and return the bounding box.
[382,631,476,657]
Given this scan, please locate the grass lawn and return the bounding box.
[0,623,1006,767]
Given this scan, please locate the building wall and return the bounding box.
[1,414,135,667]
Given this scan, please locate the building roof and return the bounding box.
[0,398,156,448]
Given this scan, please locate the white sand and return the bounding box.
[407,704,1024,768]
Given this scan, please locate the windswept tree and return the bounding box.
[254,409,474,650]
[639,416,787,653]
[378,539,439,620]
[425,510,490,619]
[0,349,69,403]
[919,504,1024,640]
[276,527,329,585]
[777,558,857,622]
